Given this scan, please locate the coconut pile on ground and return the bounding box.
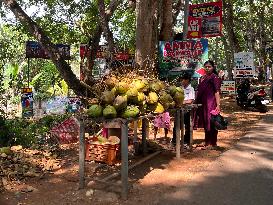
[87,72,184,119]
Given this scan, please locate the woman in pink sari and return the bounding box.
[195,60,222,148]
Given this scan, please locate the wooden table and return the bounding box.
[77,104,200,199]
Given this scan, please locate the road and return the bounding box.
[160,109,273,205]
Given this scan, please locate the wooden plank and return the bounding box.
[101,151,161,182]
[79,120,85,189]
[121,120,128,200]
[175,110,181,158]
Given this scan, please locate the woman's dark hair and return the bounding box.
[204,60,218,75]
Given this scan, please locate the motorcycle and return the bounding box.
[236,79,269,113]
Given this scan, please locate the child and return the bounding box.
[153,112,171,144]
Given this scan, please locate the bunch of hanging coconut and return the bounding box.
[86,72,184,119]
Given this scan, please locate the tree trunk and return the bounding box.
[3,0,93,97]
[257,4,267,81]
[222,0,241,53]
[222,0,241,80]
[159,0,173,41]
[222,35,233,80]
[84,0,121,84]
[135,0,158,77]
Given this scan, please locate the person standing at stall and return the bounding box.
[194,60,222,149]
[172,73,195,148]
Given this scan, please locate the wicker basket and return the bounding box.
[85,142,120,165]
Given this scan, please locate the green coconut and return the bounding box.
[149,82,161,93]
[137,92,145,103]
[131,79,146,91]
[113,95,128,111]
[154,103,165,114]
[126,88,138,99]
[167,85,177,96]
[159,91,169,103]
[116,82,129,95]
[121,105,140,118]
[103,105,117,119]
[141,79,149,93]
[173,91,185,107]
[176,87,184,93]
[101,90,115,105]
[157,81,166,90]
[147,92,159,104]
[87,104,103,118]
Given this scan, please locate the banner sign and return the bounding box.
[26,41,70,60]
[50,117,79,144]
[21,88,34,118]
[158,39,208,78]
[221,80,236,95]
[187,1,223,38]
[234,52,255,78]
[80,44,130,60]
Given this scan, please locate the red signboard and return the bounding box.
[187,1,223,38]
[80,44,130,60]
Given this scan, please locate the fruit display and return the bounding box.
[86,74,184,119]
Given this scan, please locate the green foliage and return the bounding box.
[0,114,71,147]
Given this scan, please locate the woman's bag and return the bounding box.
[210,114,228,130]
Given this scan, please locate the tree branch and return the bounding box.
[2,0,93,97]
[98,0,115,54]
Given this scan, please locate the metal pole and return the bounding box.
[175,110,181,158]
[79,120,85,189]
[121,120,128,200]
[189,109,193,149]
[183,0,190,40]
[142,118,148,156]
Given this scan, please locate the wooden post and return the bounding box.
[180,109,185,153]
[121,120,128,200]
[189,109,194,148]
[79,120,85,189]
[142,118,148,156]
[133,120,138,152]
[175,110,181,158]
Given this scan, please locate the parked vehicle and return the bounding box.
[236,79,269,113]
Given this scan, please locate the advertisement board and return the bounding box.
[21,88,34,118]
[187,1,223,38]
[234,52,255,78]
[26,41,70,60]
[158,39,208,78]
[221,80,236,95]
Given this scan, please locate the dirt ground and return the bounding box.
[0,97,269,205]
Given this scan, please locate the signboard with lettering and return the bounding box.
[21,88,34,118]
[221,81,236,95]
[158,39,208,78]
[187,1,223,38]
[26,41,70,60]
[234,52,255,78]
